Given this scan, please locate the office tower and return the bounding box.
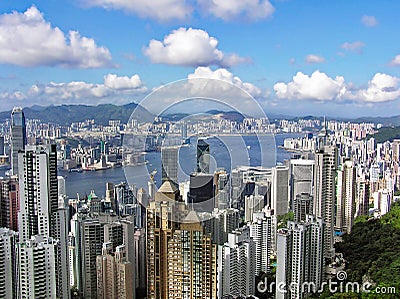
[244,194,264,222]
[202,208,240,245]
[0,136,4,156]
[293,193,313,222]
[197,138,210,173]
[250,212,272,275]
[17,235,58,299]
[218,227,256,298]
[161,146,178,185]
[0,177,19,231]
[276,215,324,299]
[105,182,116,212]
[11,107,26,176]
[336,160,356,234]
[314,145,337,261]
[97,243,134,299]
[290,159,314,208]
[0,228,18,298]
[104,222,124,252]
[188,172,214,212]
[271,165,289,216]
[148,176,156,200]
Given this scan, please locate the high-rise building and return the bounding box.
[197,139,210,173]
[96,243,134,299]
[161,146,179,186]
[188,172,214,212]
[11,107,26,176]
[17,235,58,299]
[250,212,272,275]
[0,177,19,231]
[17,144,70,299]
[293,193,313,223]
[276,215,324,299]
[214,169,230,210]
[290,159,314,208]
[146,185,216,299]
[218,227,256,298]
[336,160,356,234]
[0,228,18,299]
[356,178,370,216]
[271,165,289,216]
[313,145,337,261]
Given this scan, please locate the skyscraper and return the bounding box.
[0,177,19,231]
[0,228,18,299]
[313,145,337,261]
[250,212,272,275]
[271,165,289,216]
[197,138,210,173]
[17,235,58,299]
[161,146,179,186]
[290,159,314,208]
[293,193,313,223]
[335,160,356,234]
[276,215,324,299]
[10,107,26,176]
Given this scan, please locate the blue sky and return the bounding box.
[0,0,399,118]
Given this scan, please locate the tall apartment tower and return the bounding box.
[276,215,325,299]
[0,228,18,299]
[249,212,272,275]
[336,160,356,234]
[146,198,217,299]
[161,146,179,186]
[17,144,70,299]
[0,177,19,231]
[11,107,26,176]
[293,192,313,222]
[17,235,58,299]
[197,138,210,173]
[313,145,337,261]
[218,227,256,298]
[96,243,134,299]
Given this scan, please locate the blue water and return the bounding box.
[64,133,302,198]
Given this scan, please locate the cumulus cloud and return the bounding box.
[0,6,112,68]
[0,74,147,107]
[143,27,249,67]
[274,71,346,101]
[390,55,400,66]
[341,41,365,54]
[361,15,378,27]
[188,67,261,96]
[305,54,325,64]
[197,0,274,21]
[355,73,400,102]
[82,0,192,21]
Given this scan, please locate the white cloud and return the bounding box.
[361,15,378,27]
[355,73,400,102]
[305,54,325,64]
[0,74,147,106]
[390,55,400,66]
[143,27,249,67]
[82,0,192,21]
[0,6,112,68]
[197,0,274,21]
[341,41,365,53]
[274,70,346,101]
[104,74,143,90]
[188,67,261,97]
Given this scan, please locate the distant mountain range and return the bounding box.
[1,103,400,126]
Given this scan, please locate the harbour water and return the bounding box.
[64,133,303,198]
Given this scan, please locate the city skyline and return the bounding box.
[0,1,399,117]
